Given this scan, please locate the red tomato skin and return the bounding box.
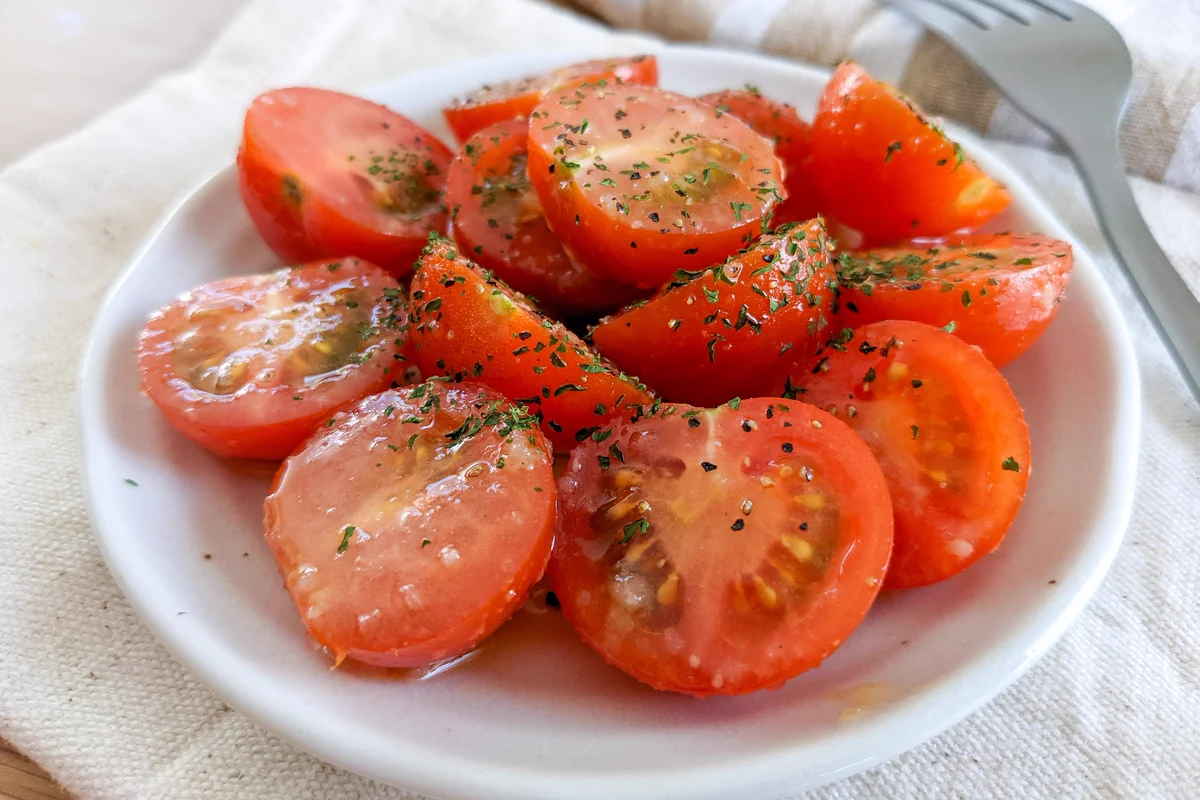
[443,56,659,142]
[549,399,894,696]
[264,382,556,667]
[699,89,820,226]
[137,259,407,460]
[237,88,453,278]
[591,220,837,406]
[526,84,785,290]
[791,321,1031,589]
[445,119,641,318]
[837,235,1073,366]
[407,236,652,451]
[808,63,1011,243]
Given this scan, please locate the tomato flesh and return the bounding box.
[788,321,1030,588]
[592,220,837,406]
[264,381,555,667]
[137,258,407,459]
[549,398,893,696]
[238,87,453,278]
[446,119,641,317]
[408,236,652,451]
[699,88,820,226]
[443,55,659,142]
[527,83,785,289]
[836,234,1073,366]
[808,63,1010,243]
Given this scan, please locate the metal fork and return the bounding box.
[884,0,1200,401]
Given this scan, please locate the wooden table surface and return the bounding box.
[0,740,67,800]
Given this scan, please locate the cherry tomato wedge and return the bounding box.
[137,258,407,460]
[527,83,785,289]
[549,398,893,696]
[699,88,820,226]
[836,234,1073,366]
[591,220,837,406]
[808,63,1011,243]
[786,321,1030,589]
[446,119,641,317]
[408,236,652,451]
[443,55,658,142]
[238,88,453,278]
[264,380,555,667]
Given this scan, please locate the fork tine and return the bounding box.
[1009,0,1074,20]
[924,0,1012,29]
[885,0,990,35]
[966,0,1037,24]
[955,0,1032,23]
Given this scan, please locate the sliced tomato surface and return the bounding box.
[264,380,556,667]
[788,321,1030,589]
[443,55,659,142]
[836,234,1073,366]
[808,63,1010,243]
[238,87,453,278]
[138,258,407,459]
[549,398,893,696]
[699,87,820,226]
[591,220,836,406]
[408,236,652,451]
[527,83,785,289]
[446,119,641,317]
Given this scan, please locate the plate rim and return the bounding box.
[77,42,1142,800]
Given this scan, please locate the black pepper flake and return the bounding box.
[688,417,701,428]
[649,212,660,222]
[781,442,794,453]
[620,128,632,139]
[684,247,699,255]
[765,405,775,419]
[630,241,638,248]
[700,461,717,472]
[799,522,808,531]
[730,518,745,531]
[741,420,753,432]
[516,331,532,340]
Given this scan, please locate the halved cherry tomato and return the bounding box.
[808,63,1010,243]
[591,220,836,406]
[264,380,556,667]
[549,398,893,696]
[699,87,820,226]
[446,119,641,317]
[408,236,652,451]
[238,88,453,278]
[443,55,658,142]
[527,83,785,289]
[786,321,1030,589]
[836,234,1073,366]
[137,259,407,460]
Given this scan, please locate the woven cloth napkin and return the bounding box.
[1,0,1197,797]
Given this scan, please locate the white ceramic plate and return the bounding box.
[80,45,1140,799]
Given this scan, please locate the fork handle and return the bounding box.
[1068,132,1200,402]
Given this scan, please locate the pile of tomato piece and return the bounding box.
[137,56,1073,696]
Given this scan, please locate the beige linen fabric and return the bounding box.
[0,0,1197,798]
[572,0,1200,193]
